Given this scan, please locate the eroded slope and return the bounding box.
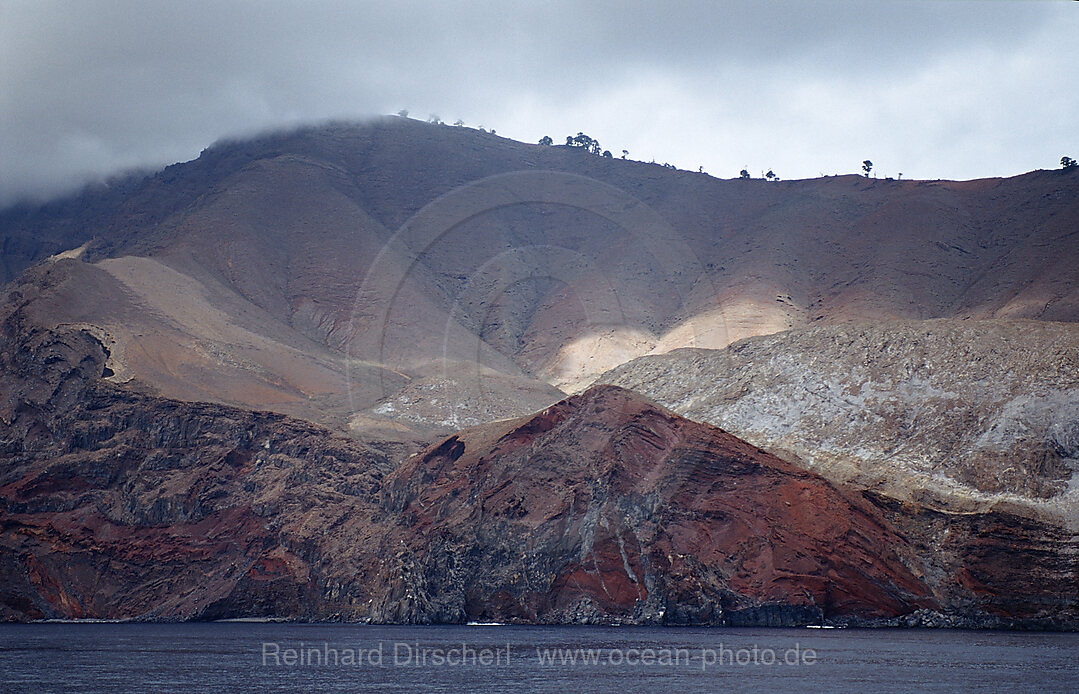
[597,319,1079,521]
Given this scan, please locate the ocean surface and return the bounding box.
[1,623,1076,693]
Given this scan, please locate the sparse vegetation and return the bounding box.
[1063,156,1078,170]
[862,160,873,177]
[766,169,775,181]
[538,135,553,146]
[565,132,603,154]
[397,109,409,118]
[739,168,751,179]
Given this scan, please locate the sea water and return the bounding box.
[1,623,1075,693]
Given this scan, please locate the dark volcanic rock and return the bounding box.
[0,278,1076,626]
[0,277,393,621]
[375,385,937,625]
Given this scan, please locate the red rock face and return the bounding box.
[379,385,937,624]
[0,304,1074,626]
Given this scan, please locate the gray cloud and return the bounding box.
[1,0,1076,203]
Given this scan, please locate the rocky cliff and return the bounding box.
[0,266,394,620]
[2,283,1074,626]
[374,385,936,625]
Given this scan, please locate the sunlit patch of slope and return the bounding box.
[1,118,1077,432]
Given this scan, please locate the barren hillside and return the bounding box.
[597,319,1079,523]
[1,118,1077,435]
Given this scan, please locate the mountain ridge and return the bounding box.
[2,118,1077,436]
[1,118,1077,628]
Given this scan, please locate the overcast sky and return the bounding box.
[2,0,1077,204]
